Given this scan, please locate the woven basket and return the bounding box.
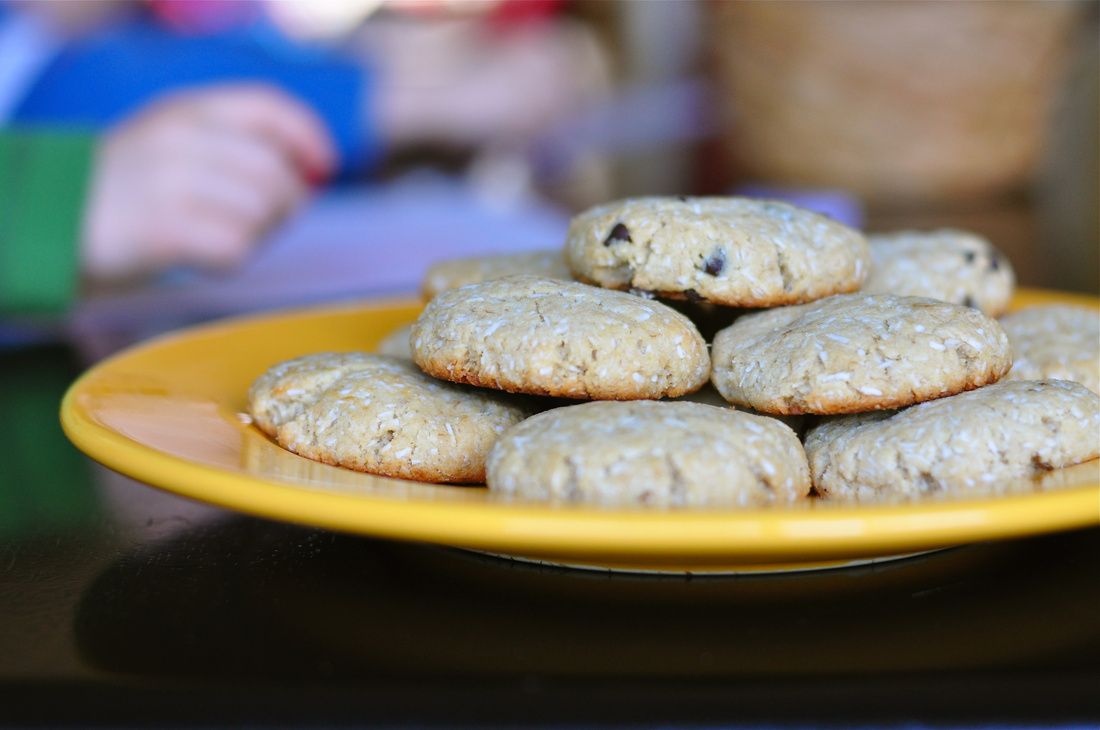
[711,1,1080,204]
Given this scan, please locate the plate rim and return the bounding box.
[60,288,1100,564]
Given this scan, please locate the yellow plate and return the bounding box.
[61,288,1100,571]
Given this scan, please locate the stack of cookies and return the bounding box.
[250,196,1100,507]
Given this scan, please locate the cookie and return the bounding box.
[863,229,1015,316]
[671,385,807,436]
[564,196,869,307]
[248,353,530,483]
[711,294,1012,414]
[411,275,710,399]
[1000,305,1100,394]
[376,324,414,359]
[487,400,811,507]
[805,380,1100,502]
[422,249,572,300]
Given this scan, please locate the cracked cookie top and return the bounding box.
[805,379,1100,502]
[487,400,811,508]
[421,249,573,300]
[411,275,710,400]
[710,294,1012,414]
[248,353,531,483]
[564,196,869,306]
[863,229,1015,316]
[1001,305,1100,394]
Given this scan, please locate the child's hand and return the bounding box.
[81,84,336,279]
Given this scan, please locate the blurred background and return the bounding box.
[0,0,1097,356]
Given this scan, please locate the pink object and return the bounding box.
[145,0,263,34]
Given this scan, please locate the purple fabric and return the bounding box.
[733,184,864,230]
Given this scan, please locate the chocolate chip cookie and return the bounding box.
[422,249,572,300]
[863,229,1015,316]
[487,400,811,507]
[412,275,710,400]
[805,379,1100,502]
[1001,305,1100,394]
[249,353,530,483]
[711,294,1012,414]
[565,196,869,307]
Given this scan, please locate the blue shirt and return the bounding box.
[10,13,374,175]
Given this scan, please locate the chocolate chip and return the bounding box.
[603,222,631,246]
[962,295,976,308]
[964,251,976,264]
[684,288,705,303]
[676,195,688,202]
[702,247,726,276]
[989,252,1001,271]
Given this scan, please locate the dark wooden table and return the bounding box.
[2,345,1098,727]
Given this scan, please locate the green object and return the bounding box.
[0,347,99,537]
[0,129,95,314]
